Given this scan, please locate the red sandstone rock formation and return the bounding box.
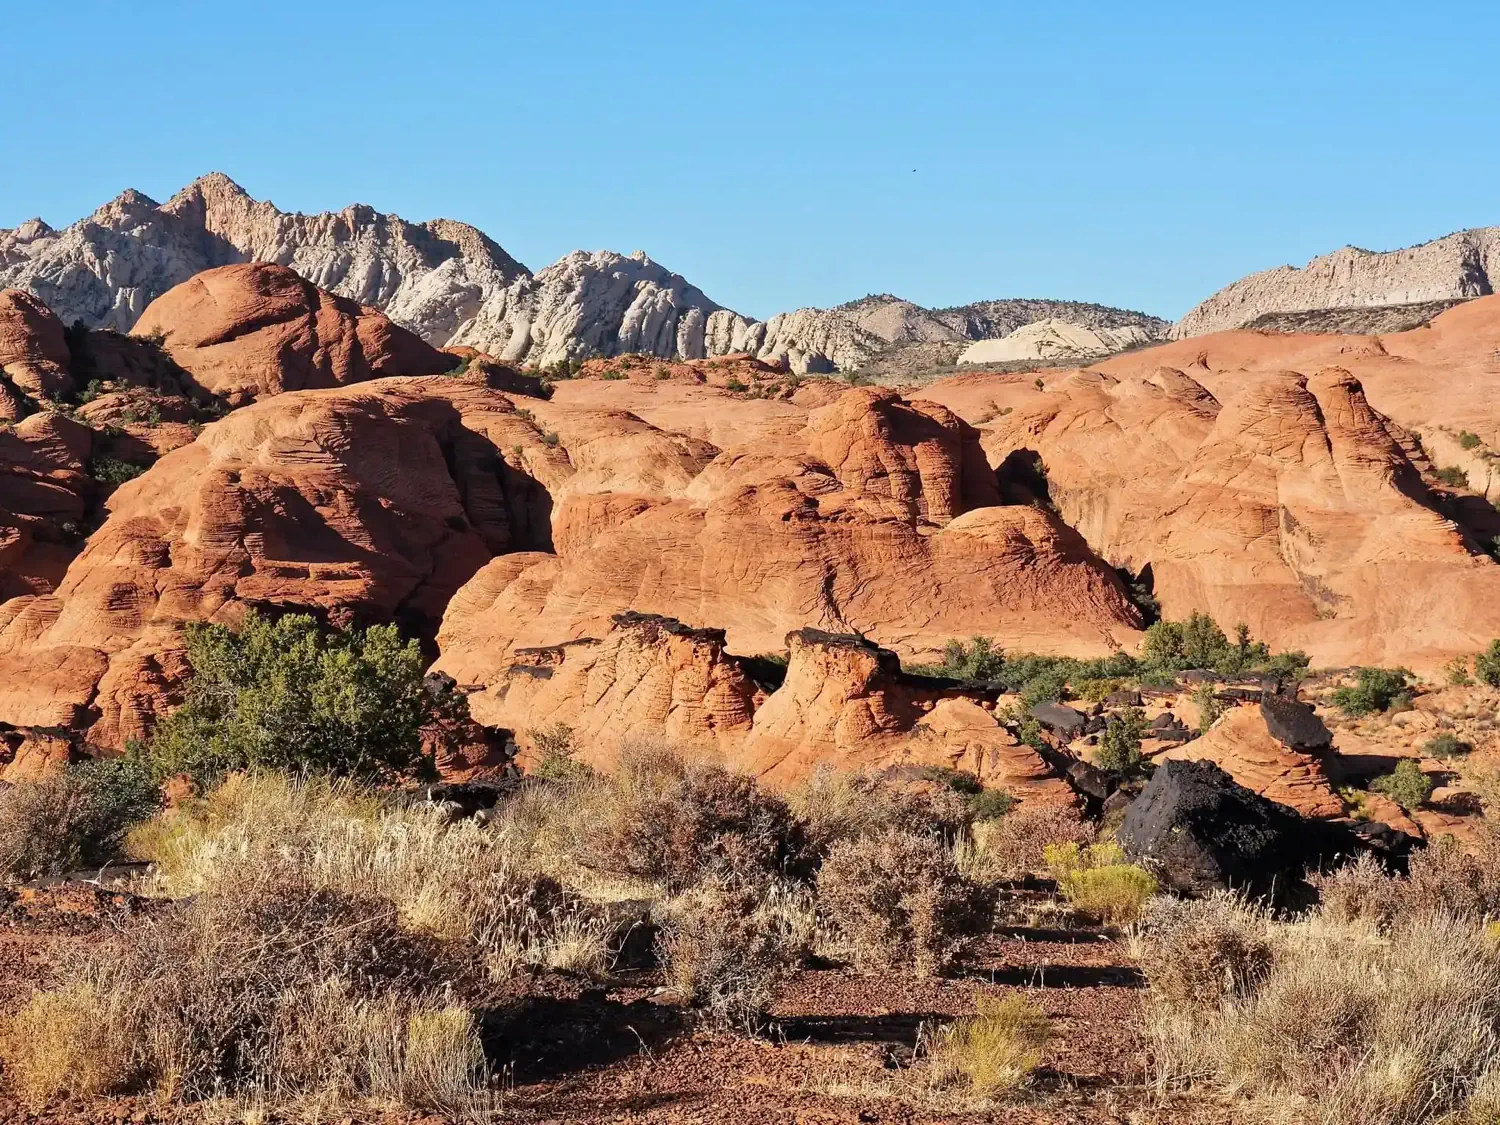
[130,263,452,405]
[1156,705,1343,817]
[484,613,1074,797]
[0,289,73,405]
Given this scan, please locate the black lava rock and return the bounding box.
[1028,701,1087,737]
[1260,691,1332,752]
[1117,759,1356,900]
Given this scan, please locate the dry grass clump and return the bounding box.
[817,828,993,977]
[130,772,609,982]
[926,994,1052,1096]
[1142,895,1500,1124]
[656,876,813,1030]
[0,973,136,1104]
[956,801,1096,883]
[787,766,974,854]
[0,859,494,1114]
[1044,842,1157,925]
[576,739,813,892]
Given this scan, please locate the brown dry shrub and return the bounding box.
[1313,837,1500,931]
[0,857,493,1113]
[583,740,811,891]
[656,876,812,1031]
[816,828,993,977]
[1133,892,1274,1010]
[958,801,1096,882]
[1310,851,1403,928]
[1145,905,1500,1124]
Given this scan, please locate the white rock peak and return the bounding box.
[1,174,1165,371]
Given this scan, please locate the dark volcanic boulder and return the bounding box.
[1118,759,1354,899]
[1028,701,1086,737]
[1260,691,1332,752]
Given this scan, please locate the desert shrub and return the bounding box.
[1134,893,1274,1010]
[1312,838,1500,930]
[1139,613,1307,681]
[129,773,608,980]
[1331,666,1413,717]
[927,994,1051,1096]
[958,802,1096,882]
[144,611,463,783]
[1044,842,1157,924]
[1310,852,1404,928]
[527,722,595,783]
[1460,430,1484,450]
[787,767,968,855]
[817,828,992,976]
[1424,730,1472,758]
[1371,758,1432,810]
[1436,465,1470,489]
[1191,682,1225,732]
[1148,911,1500,1123]
[1077,677,1124,705]
[583,740,811,892]
[1444,656,1475,686]
[0,757,160,881]
[656,876,811,1030]
[1094,706,1146,773]
[0,974,136,1104]
[905,640,1139,703]
[1402,834,1500,922]
[1476,640,1500,688]
[0,863,493,1111]
[89,455,147,487]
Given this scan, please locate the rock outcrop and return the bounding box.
[0,173,527,340]
[1119,759,1354,899]
[1175,227,1500,337]
[483,613,1077,793]
[1156,706,1343,818]
[430,385,1143,673]
[131,263,453,404]
[958,319,1152,365]
[0,289,73,403]
[920,310,1500,669]
[0,374,563,747]
[2,174,1165,373]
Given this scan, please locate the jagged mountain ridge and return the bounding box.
[1174,226,1500,337]
[0,174,1166,372]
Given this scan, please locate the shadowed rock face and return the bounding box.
[0,288,72,403]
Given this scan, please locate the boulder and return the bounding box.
[1118,759,1354,899]
[131,263,452,404]
[1259,691,1333,753]
[1156,705,1342,817]
[1028,701,1087,737]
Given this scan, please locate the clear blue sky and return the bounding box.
[4,1,1496,321]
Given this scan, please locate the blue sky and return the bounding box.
[3,0,1496,321]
